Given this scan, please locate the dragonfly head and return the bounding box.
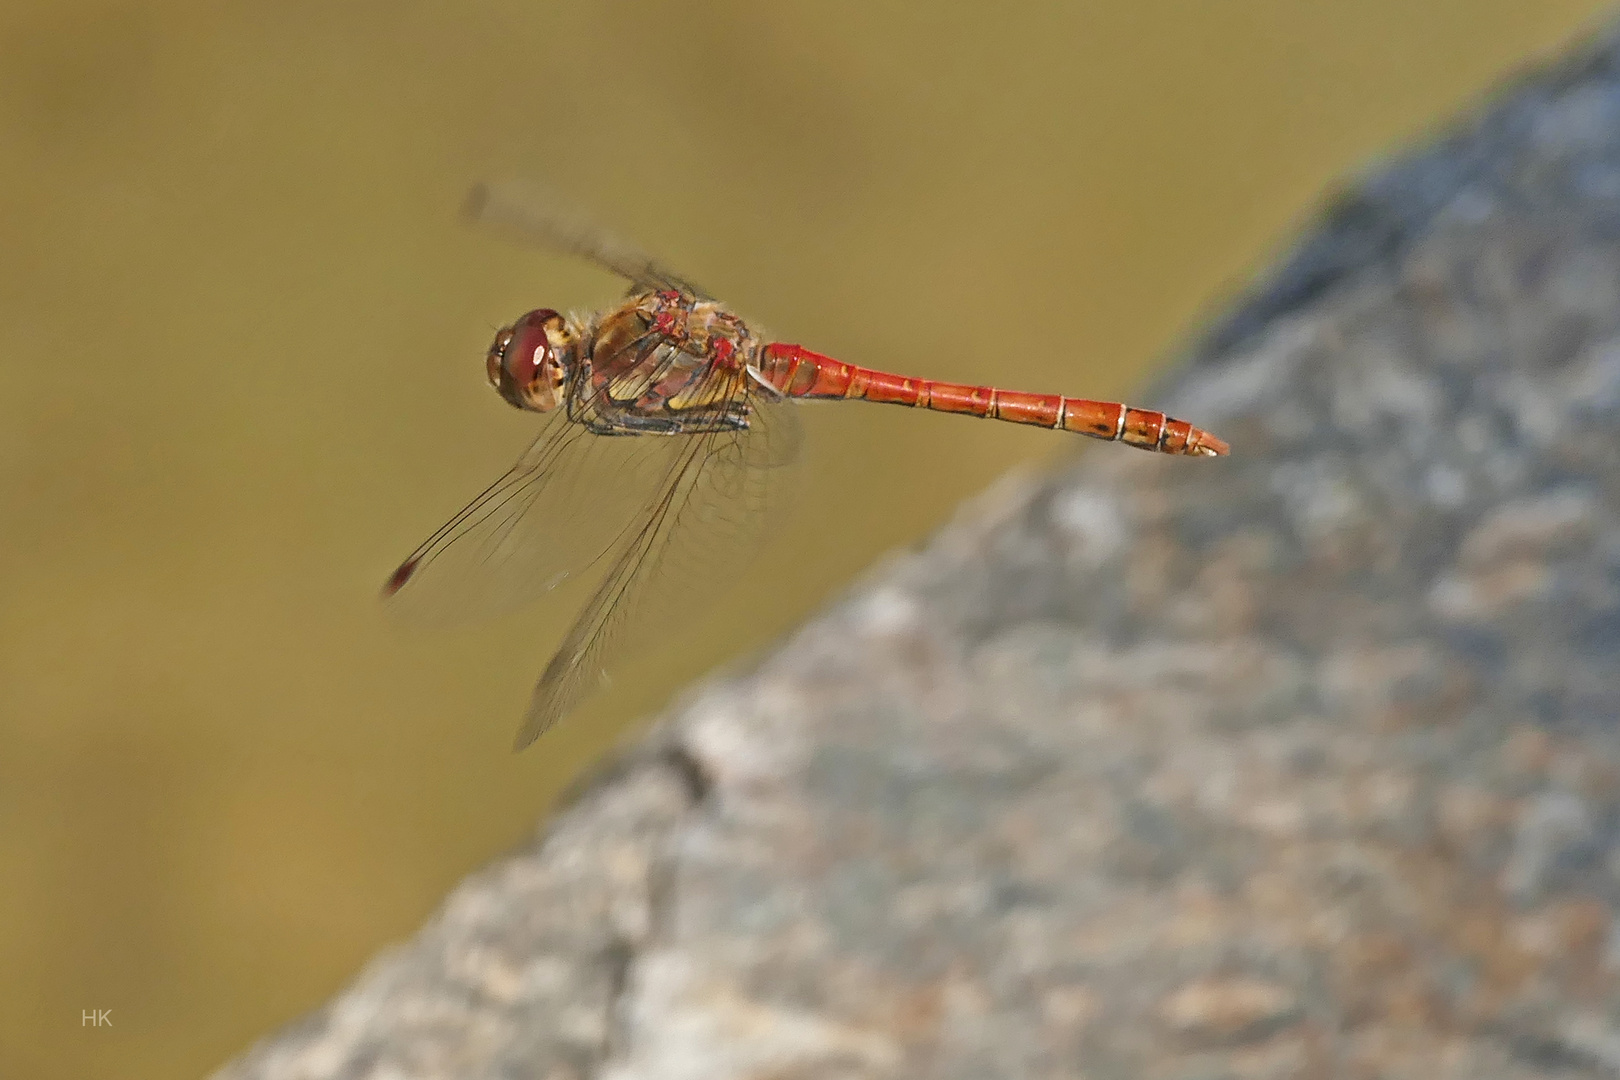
[486,308,579,412]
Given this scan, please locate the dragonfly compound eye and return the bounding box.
[490,309,571,412]
[485,326,517,391]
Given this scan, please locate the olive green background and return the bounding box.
[0,2,1610,1077]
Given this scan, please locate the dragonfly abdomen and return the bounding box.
[757,343,1229,456]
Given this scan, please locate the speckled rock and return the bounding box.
[216,23,1620,1080]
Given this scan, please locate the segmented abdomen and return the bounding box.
[755,342,1228,457]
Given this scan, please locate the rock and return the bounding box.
[215,20,1620,1080]
[1160,976,1303,1047]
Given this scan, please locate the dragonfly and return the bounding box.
[386,181,1229,750]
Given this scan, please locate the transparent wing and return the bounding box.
[383,373,688,626]
[513,388,802,748]
[465,179,711,299]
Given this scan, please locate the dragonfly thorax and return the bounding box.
[486,308,582,413]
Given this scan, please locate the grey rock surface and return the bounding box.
[217,24,1620,1080]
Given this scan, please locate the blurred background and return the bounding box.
[0,1,1612,1077]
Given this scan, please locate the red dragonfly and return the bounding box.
[387,182,1228,749]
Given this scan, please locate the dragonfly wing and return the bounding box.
[742,365,805,469]
[465,179,711,299]
[384,381,686,626]
[513,390,801,748]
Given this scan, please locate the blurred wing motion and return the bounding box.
[465,179,711,299]
[513,393,799,748]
